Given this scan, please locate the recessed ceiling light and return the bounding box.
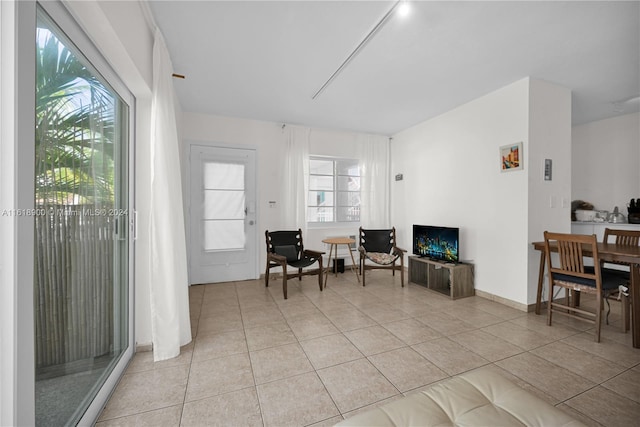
[397,1,411,17]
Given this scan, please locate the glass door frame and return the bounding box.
[13,1,136,425]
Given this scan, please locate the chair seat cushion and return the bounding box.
[554,268,626,291]
[601,267,630,280]
[365,252,399,265]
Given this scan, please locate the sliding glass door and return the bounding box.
[34,4,133,425]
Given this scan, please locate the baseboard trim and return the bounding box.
[474,289,529,312]
[135,343,153,353]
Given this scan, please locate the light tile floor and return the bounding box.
[97,270,640,427]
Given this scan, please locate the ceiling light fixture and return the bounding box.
[397,1,411,18]
[312,0,409,100]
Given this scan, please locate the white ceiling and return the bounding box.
[148,1,640,136]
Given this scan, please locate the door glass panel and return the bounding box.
[34,8,129,426]
[203,161,246,251]
[204,190,245,220]
[204,162,244,189]
[204,220,245,250]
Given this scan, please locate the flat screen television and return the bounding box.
[413,224,459,263]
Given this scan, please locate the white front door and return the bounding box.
[189,145,257,284]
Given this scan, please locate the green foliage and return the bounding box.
[36,27,115,205]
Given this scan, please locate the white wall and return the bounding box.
[527,79,572,304]
[572,112,640,213]
[181,113,380,277]
[391,78,571,308]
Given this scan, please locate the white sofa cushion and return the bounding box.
[336,370,586,426]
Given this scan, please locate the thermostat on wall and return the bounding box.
[544,159,552,181]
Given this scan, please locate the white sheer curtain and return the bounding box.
[359,134,391,228]
[282,125,310,230]
[149,28,191,361]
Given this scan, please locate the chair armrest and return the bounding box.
[268,253,287,264]
[304,249,325,257]
[393,246,407,255]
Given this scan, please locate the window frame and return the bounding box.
[30,2,136,426]
[307,156,361,226]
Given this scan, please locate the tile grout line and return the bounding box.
[104,277,639,426]
[242,279,273,427]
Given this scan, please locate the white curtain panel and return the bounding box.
[282,125,310,231]
[149,28,192,361]
[359,134,391,228]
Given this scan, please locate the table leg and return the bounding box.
[535,251,546,315]
[324,243,334,288]
[347,245,360,283]
[631,263,640,348]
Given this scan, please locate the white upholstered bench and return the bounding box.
[336,370,586,427]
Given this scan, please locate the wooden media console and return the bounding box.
[408,256,474,299]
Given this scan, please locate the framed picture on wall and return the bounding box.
[499,142,523,172]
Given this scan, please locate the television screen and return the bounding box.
[413,225,459,263]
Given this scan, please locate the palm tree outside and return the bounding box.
[34,13,129,426]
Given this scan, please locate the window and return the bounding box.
[33,3,133,426]
[308,157,360,223]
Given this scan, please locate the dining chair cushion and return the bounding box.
[554,269,623,291]
[600,268,630,280]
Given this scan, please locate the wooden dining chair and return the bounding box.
[544,231,622,342]
[601,228,640,332]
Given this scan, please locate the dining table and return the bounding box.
[532,240,640,349]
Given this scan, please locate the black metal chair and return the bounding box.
[265,229,324,299]
[358,227,406,287]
